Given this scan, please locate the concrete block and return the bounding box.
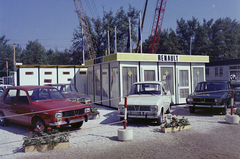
[225,114,239,124]
[118,128,133,141]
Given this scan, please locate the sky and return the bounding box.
[1,0,240,51]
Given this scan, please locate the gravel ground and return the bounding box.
[0,104,240,159]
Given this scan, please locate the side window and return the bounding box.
[5,89,17,102]
[17,90,29,104]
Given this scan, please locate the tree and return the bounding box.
[20,40,47,65]
[0,35,22,76]
[71,4,140,63]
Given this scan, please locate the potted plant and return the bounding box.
[23,126,70,152]
[160,113,191,133]
[89,106,100,120]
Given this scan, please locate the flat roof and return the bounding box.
[85,53,209,66]
[206,59,240,67]
[16,65,85,68]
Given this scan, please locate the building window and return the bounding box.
[63,72,70,75]
[79,71,86,74]
[205,68,209,77]
[25,72,33,75]
[220,67,223,77]
[215,67,218,77]
[44,79,52,83]
[144,70,155,81]
[45,72,52,75]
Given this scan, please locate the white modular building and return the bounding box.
[85,53,209,108]
[205,59,240,82]
[16,65,88,94]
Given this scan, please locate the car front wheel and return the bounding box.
[166,104,171,114]
[222,103,227,115]
[157,111,163,125]
[0,112,6,126]
[34,118,46,131]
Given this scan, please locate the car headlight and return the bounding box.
[85,97,92,104]
[215,98,222,103]
[54,112,62,119]
[85,107,91,113]
[78,98,92,104]
[150,105,158,112]
[186,98,193,102]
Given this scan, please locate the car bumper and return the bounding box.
[118,113,157,119]
[187,104,225,108]
[49,116,88,126]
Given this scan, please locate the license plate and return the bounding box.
[130,112,142,115]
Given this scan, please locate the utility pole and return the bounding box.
[13,43,16,71]
[189,36,193,55]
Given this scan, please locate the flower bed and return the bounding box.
[23,126,70,152]
[233,108,240,121]
[89,106,100,120]
[160,113,191,133]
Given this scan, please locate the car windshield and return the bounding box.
[28,88,65,101]
[129,83,161,95]
[195,82,226,92]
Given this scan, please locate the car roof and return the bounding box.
[7,85,55,91]
[46,84,74,86]
[133,81,165,85]
[204,80,229,83]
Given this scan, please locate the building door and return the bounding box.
[192,67,204,92]
[122,67,137,97]
[160,66,174,103]
[176,64,191,103]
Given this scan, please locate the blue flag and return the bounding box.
[138,15,141,41]
[127,26,130,50]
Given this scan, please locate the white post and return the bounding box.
[82,28,85,65]
[139,12,142,54]
[129,19,132,53]
[108,30,110,55]
[114,26,117,53]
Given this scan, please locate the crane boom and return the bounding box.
[148,0,167,54]
[73,0,96,59]
[136,0,148,53]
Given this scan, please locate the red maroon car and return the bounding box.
[0,86,91,130]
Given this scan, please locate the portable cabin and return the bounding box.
[85,53,209,108]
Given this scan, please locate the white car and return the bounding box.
[118,81,172,125]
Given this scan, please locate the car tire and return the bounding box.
[0,112,6,127]
[222,103,227,115]
[71,121,83,128]
[157,111,163,125]
[166,104,171,114]
[34,118,46,131]
[189,106,195,113]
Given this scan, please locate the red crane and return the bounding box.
[148,0,167,54]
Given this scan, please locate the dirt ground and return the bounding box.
[1,104,240,159]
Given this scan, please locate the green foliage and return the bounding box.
[71,4,140,62]
[153,17,240,61]
[234,108,240,116]
[91,106,100,116]
[1,12,240,72]
[22,126,70,148]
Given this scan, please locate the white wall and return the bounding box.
[19,68,38,85]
